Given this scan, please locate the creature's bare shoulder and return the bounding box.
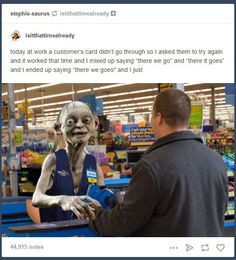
[41,153,56,174]
[32,153,57,205]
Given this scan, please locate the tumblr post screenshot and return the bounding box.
[1,3,235,258]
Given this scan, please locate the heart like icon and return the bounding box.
[216,244,225,252]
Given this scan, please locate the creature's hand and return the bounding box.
[80,195,102,221]
[58,195,88,220]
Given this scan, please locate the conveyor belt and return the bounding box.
[9,219,89,233]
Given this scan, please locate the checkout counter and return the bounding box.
[1,178,130,237]
[2,149,234,237]
[2,177,234,237]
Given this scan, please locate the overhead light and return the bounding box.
[217,104,233,107]
[195,93,225,99]
[131,88,157,94]
[205,93,225,97]
[138,105,153,109]
[13,90,90,104]
[206,104,233,108]
[104,104,153,114]
[120,104,137,107]
[77,89,92,93]
[136,101,153,105]
[104,108,127,113]
[200,89,211,92]
[108,92,130,97]
[215,87,225,90]
[37,112,60,116]
[30,91,74,102]
[184,84,225,90]
[104,110,135,115]
[36,117,58,121]
[35,119,57,124]
[186,88,211,94]
[29,100,71,109]
[103,95,154,105]
[104,108,130,113]
[103,105,120,109]
[104,98,133,104]
[105,101,153,109]
[2,88,26,96]
[96,88,157,99]
[36,116,58,121]
[215,98,225,101]
[134,96,154,100]
[207,101,225,105]
[186,90,200,94]
[130,112,152,116]
[97,92,129,99]
[184,83,202,86]
[44,107,63,112]
[202,98,225,103]
[93,83,134,91]
[2,84,130,96]
[107,114,127,117]
[27,83,62,91]
[104,107,140,113]
[2,83,62,96]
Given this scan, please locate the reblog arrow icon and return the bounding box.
[186,244,194,252]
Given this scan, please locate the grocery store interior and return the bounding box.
[1,83,235,237]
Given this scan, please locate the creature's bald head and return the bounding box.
[55,102,98,145]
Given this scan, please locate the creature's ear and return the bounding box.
[94,115,99,130]
[53,122,61,133]
[53,107,64,133]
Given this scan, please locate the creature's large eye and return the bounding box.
[66,119,74,125]
[83,117,91,124]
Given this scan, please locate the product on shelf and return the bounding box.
[205,130,234,154]
[19,149,47,167]
[222,153,235,220]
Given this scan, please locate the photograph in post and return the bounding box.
[1,83,234,238]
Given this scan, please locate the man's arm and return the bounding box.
[89,159,158,236]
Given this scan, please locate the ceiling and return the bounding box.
[1,83,233,126]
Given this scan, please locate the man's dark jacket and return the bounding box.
[91,131,228,236]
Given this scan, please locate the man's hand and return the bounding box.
[80,195,102,221]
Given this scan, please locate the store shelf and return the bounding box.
[225,212,234,216]
[227,171,234,177]
[21,165,42,169]
[225,215,234,221]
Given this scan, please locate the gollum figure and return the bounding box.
[32,102,104,222]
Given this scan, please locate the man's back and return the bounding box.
[137,131,228,236]
[89,90,228,237]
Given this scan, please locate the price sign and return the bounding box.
[189,102,203,129]
[130,127,155,146]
